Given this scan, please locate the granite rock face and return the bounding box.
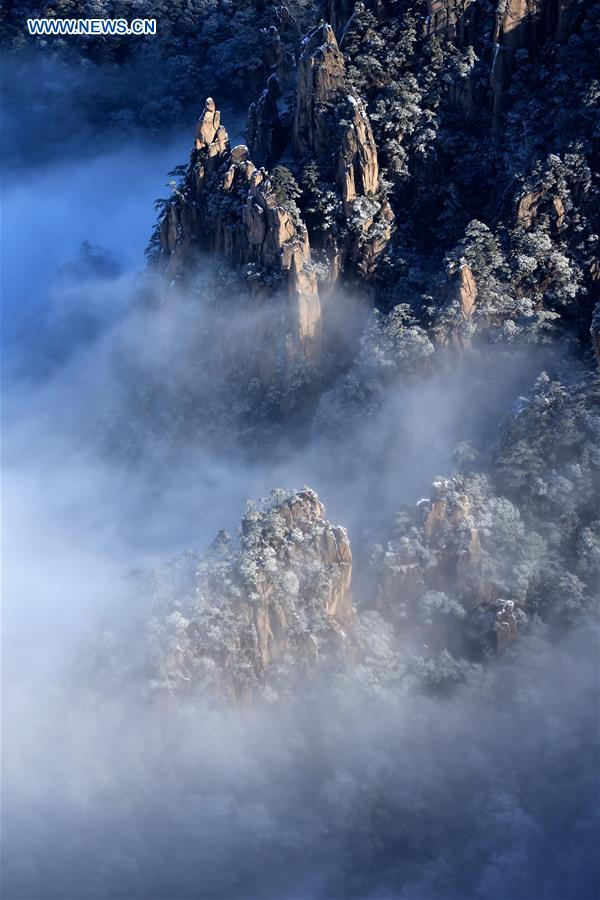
[157,25,392,372]
[491,0,576,116]
[294,24,346,157]
[194,96,229,154]
[247,73,285,168]
[454,262,477,320]
[338,94,379,204]
[425,0,476,42]
[293,23,380,205]
[158,98,321,364]
[373,476,522,658]
[149,489,356,701]
[291,23,393,279]
[517,186,567,233]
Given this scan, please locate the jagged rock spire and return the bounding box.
[195,97,229,157]
[338,94,379,203]
[247,74,284,168]
[151,488,356,701]
[293,23,346,158]
[158,97,322,366]
[290,22,392,274]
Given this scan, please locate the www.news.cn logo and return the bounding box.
[27,18,157,36]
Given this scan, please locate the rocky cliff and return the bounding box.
[154,0,598,371]
[426,0,476,41]
[158,97,322,366]
[149,489,356,701]
[291,22,394,278]
[372,475,524,659]
[143,0,599,691]
[292,21,379,204]
[156,22,394,373]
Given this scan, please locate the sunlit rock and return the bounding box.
[150,489,356,701]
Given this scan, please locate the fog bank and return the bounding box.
[2,90,598,900]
